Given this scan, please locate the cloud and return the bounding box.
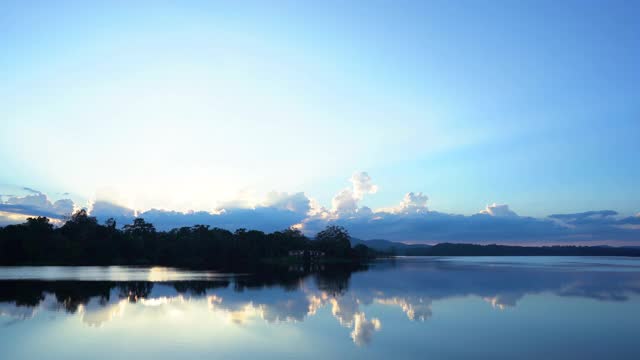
[140,207,306,232]
[546,210,640,233]
[90,200,136,225]
[330,172,378,217]
[616,214,640,230]
[0,192,75,220]
[380,192,429,214]
[6,193,50,209]
[331,189,359,215]
[0,302,39,320]
[0,212,33,227]
[53,199,75,216]
[262,191,311,215]
[1,178,639,245]
[330,295,360,327]
[399,192,428,211]
[87,203,307,233]
[81,298,127,327]
[350,312,381,346]
[484,293,523,310]
[88,191,312,231]
[350,172,378,199]
[479,203,518,217]
[548,210,618,225]
[376,296,431,321]
[22,187,42,194]
[302,202,640,244]
[215,188,257,210]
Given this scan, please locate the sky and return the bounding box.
[1,1,639,244]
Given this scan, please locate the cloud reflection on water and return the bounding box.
[1,258,640,346]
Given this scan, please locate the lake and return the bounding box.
[1,257,639,359]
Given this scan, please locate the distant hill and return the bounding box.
[390,243,640,257]
[350,238,431,254]
[351,239,640,257]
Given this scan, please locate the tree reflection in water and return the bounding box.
[2,258,640,346]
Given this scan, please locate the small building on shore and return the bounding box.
[288,250,325,258]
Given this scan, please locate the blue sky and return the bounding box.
[1,1,639,243]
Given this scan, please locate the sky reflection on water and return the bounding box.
[1,257,639,359]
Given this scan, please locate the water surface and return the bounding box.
[1,257,639,359]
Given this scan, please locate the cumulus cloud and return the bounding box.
[302,185,640,244]
[0,191,75,219]
[484,293,522,310]
[331,189,359,215]
[479,203,518,217]
[260,297,310,323]
[1,179,639,245]
[6,193,50,209]
[330,172,378,217]
[350,172,378,199]
[87,191,313,231]
[0,302,39,320]
[380,192,429,214]
[330,296,360,327]
[90,200,137,225]
[350,312,381,346]
[81,298,127,327]
[376,296,431,321]
[53,199,75,216]
[400,192,428,211]
[262,191,311,215]
[216,188,257,210]
[142,207,306,232]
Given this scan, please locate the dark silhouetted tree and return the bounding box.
[315,225,352,258]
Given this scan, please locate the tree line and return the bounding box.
[0,210,376,268]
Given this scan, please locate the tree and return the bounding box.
[0,215,374,267]
[21,217,54,263]
[315,225,352,258]
[124,218,156,235]
[67,209,98,226]
[105,218,117,229]
[123,218,156,262]
[60,209,100,262]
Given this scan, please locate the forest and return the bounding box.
[2,210,638,269]
[0,210,377,269]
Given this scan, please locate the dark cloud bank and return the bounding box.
[1,184,638,245]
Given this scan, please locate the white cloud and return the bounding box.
[350,172,378,199]
[6,193,50,210]
[380,192,429,214]
[376,296,431,321]
[331,172,378,217]
[330,296,360,327]
[350,312,381,346]
[0,191,75,219]
[331,189,359,215]
[216,188,258,210]
[53,199,75,216]
[1,178,639,245]
[262,191,311,215]
[90,200,136,223]
[479,203,518,217]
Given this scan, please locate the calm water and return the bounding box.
[1,257,639,359]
